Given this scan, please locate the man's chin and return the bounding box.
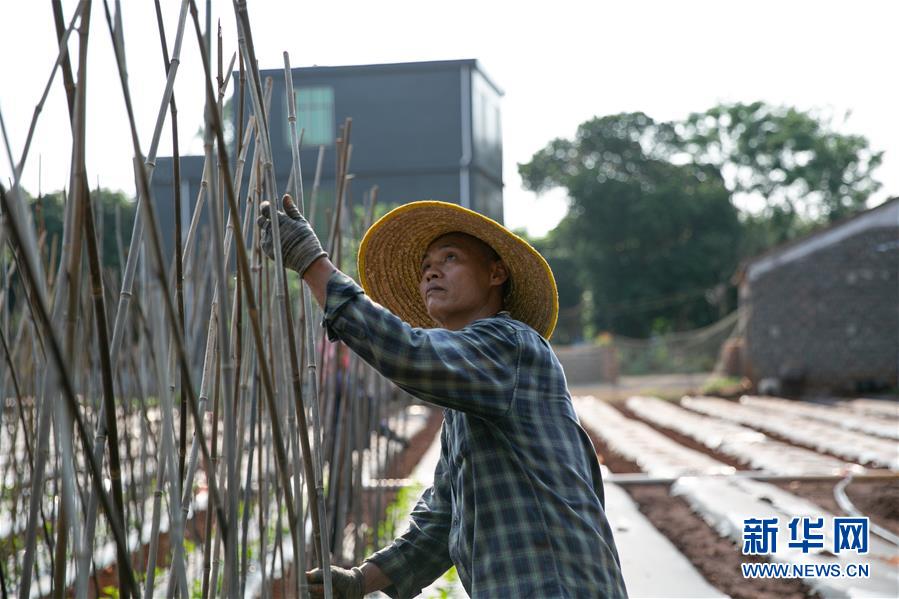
[424,305,446,327]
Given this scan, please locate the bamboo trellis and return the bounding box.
[0,3,435,598]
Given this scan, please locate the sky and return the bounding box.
[1,0,897,237]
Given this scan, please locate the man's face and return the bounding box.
[419,232,507,329]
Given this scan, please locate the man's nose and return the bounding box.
[424,266,441,281]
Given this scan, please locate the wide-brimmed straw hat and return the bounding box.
[357,200,559,339]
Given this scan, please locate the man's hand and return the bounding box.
[256,194,327,276]
[306,566,364,599]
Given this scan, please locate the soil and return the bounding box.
[627,484,820,599]
[677,397,877,470]
[581,417,821,599]
[613,401,752,472]
[771,479,899,538]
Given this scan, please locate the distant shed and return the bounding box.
[736,198,898,394]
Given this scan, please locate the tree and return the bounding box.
[519,229,585,344]
[520,113,742,338]
[675,102,883,252]
[29,188,137,273]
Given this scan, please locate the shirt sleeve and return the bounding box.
[364,424,454,599]
[322,270,520,418]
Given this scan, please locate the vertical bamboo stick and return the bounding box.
[0,182,141,598]
[188,5,304,597]
[101,0,231,577]
[280,52,333,592]
[80,0,196,572]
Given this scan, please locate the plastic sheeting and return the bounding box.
[626,396,858,476]
[674,476,899,598]
[741,395,899,440]
[682,397,899,471]
[574,396,734,477]
[841,399,899,420]
[604,482,726,598]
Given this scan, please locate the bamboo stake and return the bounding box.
[177,114,255,525]
[150,0,189,486]
[228,0,317,577]
[12,1,85,181]
[279,51,332,591]
[187,5,305,596]
[101,0,230,557]
[0,181,141,598]
[106,0,190,364]
[17,3,92,594]
[80,0,198,585]
[201,362,222,599]
[308,146,325,229]
[79,151,130,599]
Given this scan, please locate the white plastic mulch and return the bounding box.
[573,396,734,477]
[625,396,859,476]
[574,395,899,599]
[674,476,899,598]
[681,396,899,471]
[840,398,899,420]
[741,395,899,440]
[604,482,726,598]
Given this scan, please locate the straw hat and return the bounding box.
[358,200,559,339]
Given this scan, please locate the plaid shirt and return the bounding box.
[323,271,628,598]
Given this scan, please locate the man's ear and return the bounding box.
[489,261,509,287]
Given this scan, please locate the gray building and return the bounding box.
[150,58,504,258]
[736,198,899,394]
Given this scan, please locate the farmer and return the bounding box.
[257,196,628,598]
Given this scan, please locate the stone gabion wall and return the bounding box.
[744,226,898,393]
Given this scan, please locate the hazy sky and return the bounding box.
[1,0,896,237]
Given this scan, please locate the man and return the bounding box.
[258,196,628,598]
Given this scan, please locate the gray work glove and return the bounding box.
[306,566,364,599]
[256,194,327,275]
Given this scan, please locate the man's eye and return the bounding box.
[445,253,456,261]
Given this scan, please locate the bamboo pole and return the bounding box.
[12,1,85,182]
[150,0,190,487]
[78,151,130,599]
[79,1,198,587]
[0,4,425,595]
[188,4,306,596]
[18,3,93,595]
[232,5,327,589]
[101,0,230,558]
[0,180,141,598]
[201,361,222,599]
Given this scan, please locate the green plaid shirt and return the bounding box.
[323,271,627,598]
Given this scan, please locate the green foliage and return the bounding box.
[191,575,204,599]
[527,230,585,344]
[701,375,745,395]
[676,102,882,249]
[371,483,424,554]
[26,187,137,273]
[520,104,882,340]
[101,585,119,599]
[426,566,461,598]
[520,113,741,338]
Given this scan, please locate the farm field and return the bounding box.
[577,394,899,599]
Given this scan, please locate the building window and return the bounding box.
[289,86,334,147]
